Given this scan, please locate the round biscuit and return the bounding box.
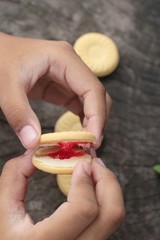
[74,32,119,77]
[39,131,96,144]
[32,130,95,174]
[57,174,72,196]
[32,154,92,174]
[55,111,82,132]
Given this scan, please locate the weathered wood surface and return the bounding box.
[0,0,160,239]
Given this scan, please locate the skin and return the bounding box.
[0,33,124,239]
[0,154,125,240]
[0,32,112,149]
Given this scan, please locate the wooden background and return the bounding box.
[0,0,160,239]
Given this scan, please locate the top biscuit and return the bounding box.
[40,131,96,144]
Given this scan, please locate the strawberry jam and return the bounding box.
[48,142,90,160]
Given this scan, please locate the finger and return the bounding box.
[79,92,112,145]
[0,78,41,149]
[65,58,107,148]
[77,158,125,240]
[46,43,108,147]
[33,161,98,240]
[106,91,112,121]
[92,159,125,233]
[31,79,83,114]
[0,152,36,219]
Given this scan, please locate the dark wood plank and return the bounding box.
[0,0,159,239]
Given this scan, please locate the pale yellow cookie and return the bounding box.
[57,174,72,196]
[74,32,119,77]
[32,131,95,174]
[55,111,82,132]
[39,131,95,144]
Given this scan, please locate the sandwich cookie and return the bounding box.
[74,32,119,77]
[32,131,96,174]
[55,111,82,196]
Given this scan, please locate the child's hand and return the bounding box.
[0,154,125,240]
[0,33,112,149]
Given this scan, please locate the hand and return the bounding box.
[0,32,112,149]
[0,154,125,240]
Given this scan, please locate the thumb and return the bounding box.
[33,162,98,240]
[0,81,41,149]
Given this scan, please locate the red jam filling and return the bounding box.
[48,142,91,160]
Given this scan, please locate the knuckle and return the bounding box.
[58,41,73,51]
[110,205,126,226]
[2,158,17,173]
[104,169,118,182]
[106,92,113,108]
[4,158,17,169]
[94,81,107,98]
[77,200,98,222]
[5,105,25,130]
[97,81,106,92]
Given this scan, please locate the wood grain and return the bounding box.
[0,0,159,239]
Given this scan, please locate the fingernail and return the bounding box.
[19,125,38,149]
[100,135,104,144]
[98,135,104,146]
[90,148,97,158]
[95,158,106,167]
[83,161,91,176]
[94,134,104,149]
